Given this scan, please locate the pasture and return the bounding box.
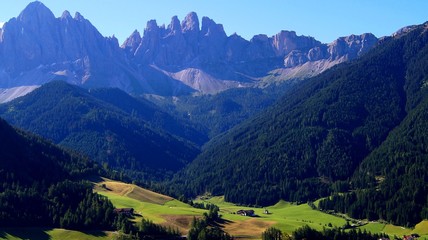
[94,179,428,239]
[0,179,426,240]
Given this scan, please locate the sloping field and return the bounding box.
[93,180,428,239]
[223,218,275,239]
[94,178,206,234]
[414,220,428,235]
[94,178,173,205]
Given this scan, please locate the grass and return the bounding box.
[94,180,428,239]
[415,220,428,236]
[196,197,428,239]
[2,178,426,240]
[94,179,206,234]
[93,178,172,205]
[94,179,428,239]
[0,228,114,240]
[195,197,346,238]
[360,221,428,239]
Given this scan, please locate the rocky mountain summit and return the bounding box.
[0,2,380,101]
[123,12,378,92]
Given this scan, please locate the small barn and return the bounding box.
[114,208,134,216]
[237,209,255,217]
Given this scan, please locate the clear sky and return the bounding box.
[0,0,427,44]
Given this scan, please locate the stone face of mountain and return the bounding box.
[124,13,379,92]
[0,2,188,96]
[122,30,142,56]
[0,2,379,98]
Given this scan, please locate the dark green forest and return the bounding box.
[0,81,203,182]
[291,225,389,240]
[168,23,428,226]
[261,225,390,240]
[0,117,185,238]
[0,118,114,229]
[319,28,428,226]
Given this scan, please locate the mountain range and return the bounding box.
[0,1,378,100]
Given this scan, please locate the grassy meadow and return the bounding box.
[196,196,346,238]
[1,178,426,240]
[94,178,207,234]
[94,179,428,239]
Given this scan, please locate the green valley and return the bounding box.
[94,179,428,239]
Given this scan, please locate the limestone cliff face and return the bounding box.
[283,33,378,68]
[328,33,379,61]
[0,2,380,98]
[0,2,152,93]
[123,13,378,92]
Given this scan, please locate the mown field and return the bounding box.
[1,178,427,240]
[95,179,428,239]
[197,196,428,239]
[94,178,207,234]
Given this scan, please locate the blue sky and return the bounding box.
[0,0,427,44]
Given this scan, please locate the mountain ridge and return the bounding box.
[0,81,204,181]
[0,1,380,101]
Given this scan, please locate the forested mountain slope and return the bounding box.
[320,26,428,226]
[0,117,115,229]
[0,81,202,181]
[148,82,291,138]
[170,23,428,226]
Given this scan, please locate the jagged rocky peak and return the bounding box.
[17,1,55,25]
[200,16,226,38]
[61,10,72,20]
[108,35,119,46]
[168,16,182,34]
[74,12,86,21]
[145,19,160,32]
[181,12,199,33]
[250,34,270,43]
[122,30,142,51]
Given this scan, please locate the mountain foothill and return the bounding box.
[0,0,427,236]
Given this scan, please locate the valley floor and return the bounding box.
[2,179,425,240]
[93,178,428,240]
[0,179,428,240]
